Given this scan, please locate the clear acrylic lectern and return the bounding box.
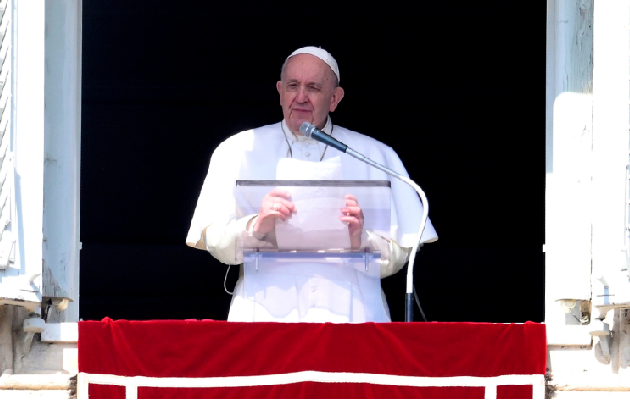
[234,180,393,322]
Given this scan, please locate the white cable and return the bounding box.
[224,266,233,295]
[395,175,429,295]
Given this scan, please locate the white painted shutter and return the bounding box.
[0,0,45,309]
[0,1,81,320]
[0,0,14,270]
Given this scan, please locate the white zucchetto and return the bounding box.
[288,46,340,83]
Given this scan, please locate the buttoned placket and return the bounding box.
[282,118,332,161]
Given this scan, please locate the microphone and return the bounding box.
[299,122,348,153]
[299,122,430,323]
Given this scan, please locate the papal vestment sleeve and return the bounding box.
[185,133,259,264]
[384,146,438,248]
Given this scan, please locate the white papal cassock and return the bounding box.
[186,119,438,322]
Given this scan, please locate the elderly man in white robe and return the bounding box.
[187,47,438,323]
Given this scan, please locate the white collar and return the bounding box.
[281,117,333,143]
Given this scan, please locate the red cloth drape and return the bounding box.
[79,319,546,399]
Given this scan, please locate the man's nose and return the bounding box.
[296,86,309,103]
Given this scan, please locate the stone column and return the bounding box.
[0,305,13,374]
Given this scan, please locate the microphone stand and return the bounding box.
[300,122,430,322]
[345,149,429,322]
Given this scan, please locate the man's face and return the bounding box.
[276,54,344,134]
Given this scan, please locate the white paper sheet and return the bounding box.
[274,157,351,250]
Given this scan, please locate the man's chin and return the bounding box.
[287,118,312,134]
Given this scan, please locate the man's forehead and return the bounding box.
[283,54,335,83]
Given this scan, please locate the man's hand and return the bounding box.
[340,194,364,249]
[253,189,296,235]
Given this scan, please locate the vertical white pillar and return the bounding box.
[545,0,594,344]
[43,0,82,322]
[592,0,630,308]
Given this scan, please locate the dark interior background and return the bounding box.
[80,1,546,322]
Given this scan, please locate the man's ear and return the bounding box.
[329,86,344,112]
[276,81,282,101]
